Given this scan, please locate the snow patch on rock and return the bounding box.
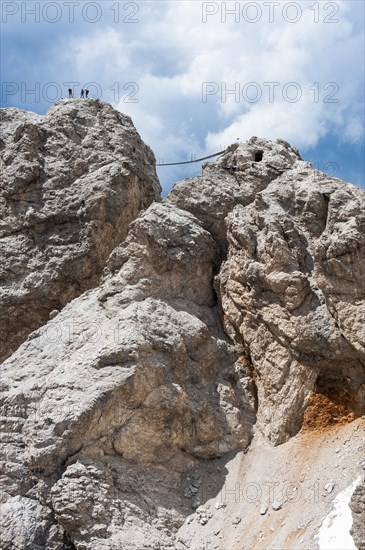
[317,476,362,550]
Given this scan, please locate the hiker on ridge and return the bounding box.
[68,88,73,99]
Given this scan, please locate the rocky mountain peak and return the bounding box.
[0,101,364,550]
[0,99,161,363]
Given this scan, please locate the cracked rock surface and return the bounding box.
[0,106,364,550]
[217,167,365,444]
[0,200,256,549]
[0,99,161,363]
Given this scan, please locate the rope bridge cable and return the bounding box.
[156,149,227,167]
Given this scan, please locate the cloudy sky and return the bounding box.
[1,0,364,193]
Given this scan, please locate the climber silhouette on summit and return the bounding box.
[85,89,90,98]
[68,88,73,99]
[81,89,85,98]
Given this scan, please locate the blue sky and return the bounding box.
[1,0,364,194]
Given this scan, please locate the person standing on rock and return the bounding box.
[85,89,90,98]
[81,89,85,98]
[68,88,73,99]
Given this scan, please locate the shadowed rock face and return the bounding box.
[0,122,364,549]
[0,99,161,363]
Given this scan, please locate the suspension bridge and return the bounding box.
[156,148,227,167]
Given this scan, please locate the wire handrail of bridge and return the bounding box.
[156,148,227,167]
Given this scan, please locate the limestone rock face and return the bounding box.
[0,99,161,363]
[0,201,256,549]
[0,127,364,550]
[170,137,365,444]
[169,137,301,252]
[216,166,365,444]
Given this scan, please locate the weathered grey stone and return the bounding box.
[0,200,255,549]
[169,137,365,445]
[0,99,161,363]
[215,159,365,443]
[168,137,301,252]
[259,503,268,515]
[0,124,364,549]
[272,500,284,511]
[324,482,335,493]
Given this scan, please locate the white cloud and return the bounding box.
[206,99,330,150]
[48,0,364,190]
